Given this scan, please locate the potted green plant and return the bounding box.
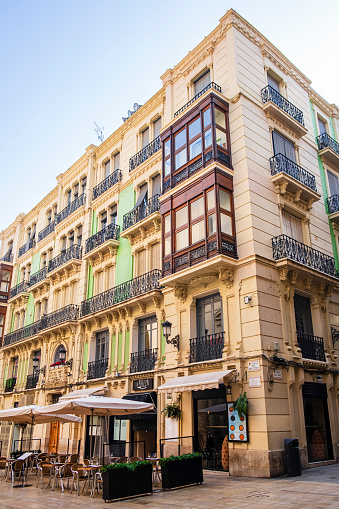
[160,452,203,490]
[162,403,182,419]
[100,460,152,501]
[233,391,248,417]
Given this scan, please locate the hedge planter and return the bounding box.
[161,454,203,490]
[102,462,152,502]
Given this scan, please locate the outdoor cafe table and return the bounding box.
[5,458,16,482]
[42,462,64,490]
[146,457,161,486]
[76,465,102,497]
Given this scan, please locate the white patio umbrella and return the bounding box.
[0,405,82,451]
[38,396,154,459]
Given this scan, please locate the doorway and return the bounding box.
[303,383,333,462]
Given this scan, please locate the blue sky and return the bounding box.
[0,0,338,234]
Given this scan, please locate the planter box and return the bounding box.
[161,456,203,490]
[102,463,152,502]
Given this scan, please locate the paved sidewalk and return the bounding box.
[1,464,339,509]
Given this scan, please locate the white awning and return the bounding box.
[59,387,107,400]
[157,370,235,394]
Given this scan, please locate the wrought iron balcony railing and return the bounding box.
[25,373,39,389]
[3,304,79,347]
[18,239,36,258]
[122,195,160,231]
[38,221,55,243]
[261,85,305,126]
[189,332,224,363]
[85,224,120,255]
[87,358,109,380]
[1,252,13,263]
[129,136,161,172]
[130,348,158,373]
[297,332,325,362]
[270,154,317,192]
[327,195,339,214]
[4,377,16,393]
[48,245,82,273]
[9,280,29,299]
[55,194,86,225]
[81,269,161,317]
[93,170,122,200]
[28,267,48,288]
[316,133,339,155]
[272,235,339,279]
[174,82,222,118]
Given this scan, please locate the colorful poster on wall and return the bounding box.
[227,402,248,443]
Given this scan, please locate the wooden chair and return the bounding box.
[70,454,79,464]
[83,459,90,466]
[36,461,53,489]
[129,456,142,462]
[115,456,128,464]
[0,458,7,480]
[12,459,27,486]
[58,454,67,463]
[71,463,88,496]
[52,463,74,493]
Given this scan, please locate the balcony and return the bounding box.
[261,85,307,137]
[38,221,55,243]
[9,280,29,300]
[272,235,339,280]
[189,332,224,363]
[129,136,161,172]
[130,348,157,373]
[55,194,86,225]
[121,195,160,236]
[270,154,319,208]
[18,239,36,258]
[297,332,325,362]
[47,245,82,278]
[174,82,222,118]
[87,358,108,380]
[0,252,13,263]
[28,267,49,292]
[80,269,161,317]
[3,304,79,347]
[93,170,122,200]
[4,377,16,393]
[326,195,339,226]
[317,133,339,168]
[84,224,120,261]
[25,374,39,389]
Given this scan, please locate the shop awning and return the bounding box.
[122,392,157,419]
[157,370,235,394]
[59,386,107,400]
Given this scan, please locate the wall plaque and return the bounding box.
[132,378,154,391]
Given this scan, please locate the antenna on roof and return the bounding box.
[94,122,104,143]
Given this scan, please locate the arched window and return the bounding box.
[54,344,66,364]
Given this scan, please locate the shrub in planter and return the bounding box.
[159,452,203,490]
[100,460,152,501]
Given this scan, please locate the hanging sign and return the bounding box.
[227,402,248,443]
[132,378,154,391]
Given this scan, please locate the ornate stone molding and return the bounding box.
[174,284,187,303]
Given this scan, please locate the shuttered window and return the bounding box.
[272,131,296,162]
[96,271,105,295]
[267,74,280,92]
[194,70,211,95]
[282,211,303,242]
[327,171,339,197]
[136,249,146,277]
[107,265,115,289]
[150,243,161,270]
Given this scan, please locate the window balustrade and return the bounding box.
[189,332,224,363]
[48,245,82,273]
[297,332,325,362]
[18,239,36,258]
[9,280,29,299]
[93,170,122,200]
[4,377,16,393]
[316,133,339,155]
[38,221,55,243]
[122,195,160,231]
[261,85,305,126]
[25,373,39,389]
[28,267,48,288]
[129,136,161,172]
[270,154,317,192]
[174,82,222,118]
[55,194,86,225]
[130,348,158,373]
[327,195,339,214]
[1,252,13,263]
[87,358,109,380]
[85,224,120,255]
[272,235,339,279]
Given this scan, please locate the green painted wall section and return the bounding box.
[110,334,116,372]
[3,365,8,387]
[309,99,339,268]
[117,332,123,371]
[124,330,130,371]
[115,184,135,286]
[329,117,337,141]
[83,342,88,374]
[17,361,22,384]
[160,324,166,360]
[10,309,15,333]
[24,293,35,326]
[31,251,40,275]
[87,264,94,299]
[16,265,21,285]
[92,209,98,236]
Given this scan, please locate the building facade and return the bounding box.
[0,9,339,477]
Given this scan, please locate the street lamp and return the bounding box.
[32,356,39,371]
[59,346,67,363]
[162,320,179,350]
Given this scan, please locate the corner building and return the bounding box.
[1,9,339,477]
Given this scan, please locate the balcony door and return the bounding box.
[138,315,157,351]
[96,330,109,361]
[294,294,313,336]
[196,294,223,337]
[272,131,296,162]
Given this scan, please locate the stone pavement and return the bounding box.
[1,464,339,509]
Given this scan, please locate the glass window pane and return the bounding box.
[189,138,202,160]
[207,190,215,210]
[219,189,231,211]
[215,107,226,129]
[267,74,280,92]
[164,215,171,234]
[220,213,232,235]
[164,139,170,157]
[0,282,9,292]
[165,236,171,256]
[216,129,227,149]
[176,228,188,251]
[0,315,4,325]
[176,206,188,228]
[204,128,212,148]
[208,213,216,235]
[175,148,187,170]
[191,220,205,244]
[165,158,171,176]
[175,129,186,151]
[2,271,10,282]
[189,118,200,140]
[203,108,211,127]
[191,197,204,221]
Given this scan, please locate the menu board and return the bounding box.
[227,402,248,443]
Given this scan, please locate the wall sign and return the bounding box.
[132,378,154,391]
[273,369,282,379]
[248,361,260,371]
[249,376,261,387]
[227,402,248,442]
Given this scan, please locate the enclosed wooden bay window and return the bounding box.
[162,93,231,192]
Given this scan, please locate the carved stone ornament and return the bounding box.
[289,270,299,285]
[219,268,234,289]
[321,299,326,313]
[174,284,187,303]
[304,276,313,290]
[284,284,290,301]
[279,267,289,281]
[138,302,146,314]
[189,273,218,288]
